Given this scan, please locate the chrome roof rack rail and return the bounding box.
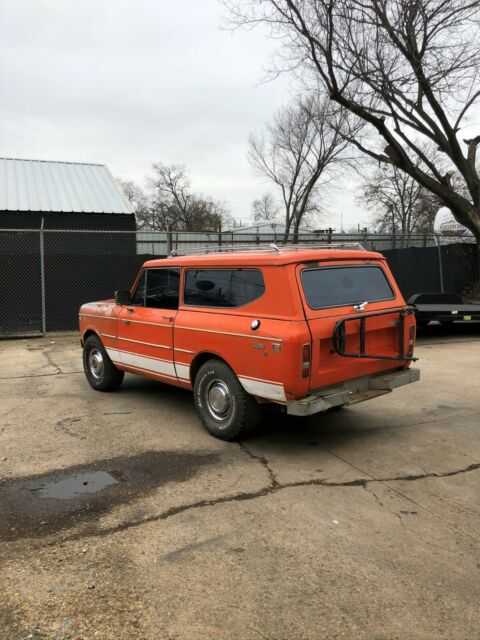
[168,242,365,257]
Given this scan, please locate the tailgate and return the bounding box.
[296,260,416,389]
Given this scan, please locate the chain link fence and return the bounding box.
[0,228,476,337]
[136,229,475,255]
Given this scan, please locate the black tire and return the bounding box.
[193,359,260,441]
[83,334,124,392]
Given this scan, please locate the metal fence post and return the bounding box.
[39,219,47,335]
[166,228,172,255]
[434,234,445,293]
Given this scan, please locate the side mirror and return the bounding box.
[115,289,132,306]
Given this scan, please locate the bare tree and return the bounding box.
[228,0,480,273]
[148,164,190,230]
[147,163,230,232]
[248,94,354,242]
[116,178,153,229]
[360,164,440,244]
[252,192,281,221]
[119,167,231,232]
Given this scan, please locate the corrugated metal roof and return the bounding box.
[0,158,132,214]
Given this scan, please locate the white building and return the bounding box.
[227,221,313,236]
[434,208,472,236]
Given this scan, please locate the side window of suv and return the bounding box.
[184,269,265,308]
[145,268,181,310]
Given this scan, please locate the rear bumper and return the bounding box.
[286,368,420,417]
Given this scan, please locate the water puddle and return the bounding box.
[0,450,217,542]
[30,470,120,499]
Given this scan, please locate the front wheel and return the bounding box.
[194,360,260,441]
[83,334,124,392]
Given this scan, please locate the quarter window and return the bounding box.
[184,269,265,308]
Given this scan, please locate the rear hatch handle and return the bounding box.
[353,301,368,312]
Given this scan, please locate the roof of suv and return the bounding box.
[144,248,385,268]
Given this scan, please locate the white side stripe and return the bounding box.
[106,348,176,378]
[174,363,190,381]
[117,362,178,382]
[107,348,284,400]
[238,377,286,402]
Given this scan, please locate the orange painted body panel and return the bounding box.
[173,311,311,400]
[79,248,416,403]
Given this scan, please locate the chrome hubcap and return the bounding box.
[88,349,104,380]
[205,380,232,422]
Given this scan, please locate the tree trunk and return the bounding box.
[293,217,301,244]
[282,217,293,244]
[473,229,480,287]
[451,206,480,284]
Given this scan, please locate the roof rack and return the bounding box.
[168,242,365,257]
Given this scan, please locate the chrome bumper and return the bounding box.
[286,368,420,417]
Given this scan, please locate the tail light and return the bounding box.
[407,324,416,357]
[301,343,311,378]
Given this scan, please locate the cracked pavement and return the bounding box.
[1,327,480,639]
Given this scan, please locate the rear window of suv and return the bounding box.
[184,269,265,308]
[301,265,394,309]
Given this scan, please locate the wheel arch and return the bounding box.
[81,328,101,346]
[189,351,233,385]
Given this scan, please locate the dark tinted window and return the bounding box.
[132,271,146,306]
[184,269,265,308]
[301,266,394,309]
[145,268,180,309]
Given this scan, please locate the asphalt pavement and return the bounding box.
[1,324,479,639]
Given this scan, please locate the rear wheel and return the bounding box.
[83,334,124,392]
[194,359,260,441]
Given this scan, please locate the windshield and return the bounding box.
[301,265,395,310]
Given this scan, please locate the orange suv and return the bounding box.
[79,244,419,440]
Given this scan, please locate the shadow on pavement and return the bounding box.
[416,320,480,341]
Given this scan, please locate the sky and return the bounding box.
[0,0,373,230]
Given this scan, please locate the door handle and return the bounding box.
[162,315,174,322]
[126,307,135,314]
